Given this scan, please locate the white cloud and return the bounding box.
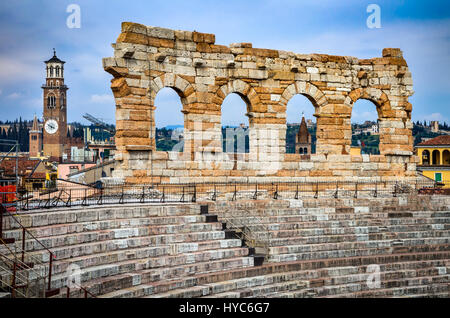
[0,56,41,85]
[424,112,447,122]
[7,92,22,99]
[90,94,114,104]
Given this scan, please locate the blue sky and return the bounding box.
[0,0,449,127]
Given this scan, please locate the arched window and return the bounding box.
[285,94,316,154]
[432,150,441,165]
[304,147,308,154]
[443,150,450,165]
[154,87,184,152]
[422,150,430,165]
[60,93,65,108]
[351,99,380,155]
[56,66,60,77]
[221,93,249,154]
[299,148,303,154]
[49,66,53,77]
[47,94,56,108]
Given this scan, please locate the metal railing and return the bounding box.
[0,203,58,297]
[65,283,97,298]
[221,210,270,260]
[0,202,97,298]
[11,179,438,212]
[0,238,47,298]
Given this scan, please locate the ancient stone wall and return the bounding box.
[103,22,417,184]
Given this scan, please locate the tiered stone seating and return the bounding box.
[1,195,449,298]
[1,204,254,297]
[208,198,450,297]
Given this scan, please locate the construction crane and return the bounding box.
[83,113,115,135]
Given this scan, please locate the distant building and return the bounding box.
[29,115,42,158]
[0,157,50,190]
[295,115,311,155]
[416,135,450,188]
[42,50,68,162]
[66,160,115,185]
[430,121,439,133]
[371,124,379,134]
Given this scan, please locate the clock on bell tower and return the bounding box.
[42,49,68,162]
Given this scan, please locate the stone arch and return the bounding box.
[280,82,327,155]
[215,79,262,114]
[280,82,328,112]
[210,80,263,157]
[345,87,392,118]
[148,74,197,108]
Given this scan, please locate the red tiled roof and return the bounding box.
[417,135,450,146]
[0,158,41,177]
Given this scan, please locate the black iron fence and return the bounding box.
[9,179,439,211]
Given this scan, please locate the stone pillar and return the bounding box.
[316,104,352,155]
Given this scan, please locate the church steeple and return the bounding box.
[295,114,311,155]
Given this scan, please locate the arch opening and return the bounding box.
[285,94,316,155]
[154,87,184,152]
[443,150,450,165]
[432,149,441,165]
[422,149,430,165]
[221,93,250,154]
[351,99,380,155]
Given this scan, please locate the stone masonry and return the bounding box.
[103,22,416,184]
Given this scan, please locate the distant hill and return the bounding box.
[164,125,183,130]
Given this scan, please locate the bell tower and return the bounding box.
[29,115,42,158]
[42,49,68,162]
[295,113,312,155]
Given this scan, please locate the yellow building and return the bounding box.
[416,135,450,187]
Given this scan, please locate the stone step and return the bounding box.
[268,230,450,246]
[218,209,450,219]
[224,217,450,231]
[268,244,450,263]
[244,222,450,234]
[50,246,250,278]
[314,276,450,298]
[220,212,450,224]
[254,227,450,239]
[166,280,307,298]
[106,260,448,298]
[2,223,225,254]
[52,255,255,291]
[67,252,449,298]
[269,237,450,255]
[32,237,243,265]
[4,204,203,230]
[3,214,209,241]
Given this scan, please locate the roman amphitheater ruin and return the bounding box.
[0,23,448,299]
[103,22,416,185]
